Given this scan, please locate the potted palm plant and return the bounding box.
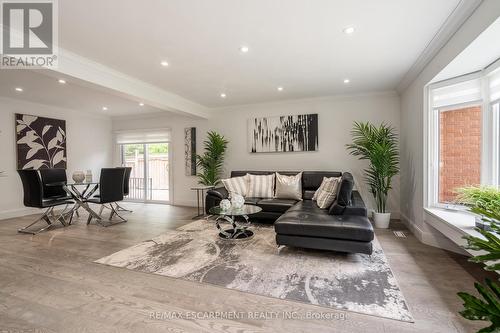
[346,122,399,228]
[196,131,228,186]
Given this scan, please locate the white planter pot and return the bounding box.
[373,212,391,229]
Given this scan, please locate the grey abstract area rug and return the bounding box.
[95,220,413,322]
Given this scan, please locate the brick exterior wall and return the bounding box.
[439,106,481,203]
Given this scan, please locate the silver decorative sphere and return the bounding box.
[220,199,231,211]
[231,194,245,209]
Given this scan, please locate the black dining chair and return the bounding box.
[86,168,127,226]
[17,169,74,234]
[40,168,70,199]
[115,167,132,212]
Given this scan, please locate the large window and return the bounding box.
[427,64,500,208]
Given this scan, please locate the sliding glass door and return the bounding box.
[121,142,170,203]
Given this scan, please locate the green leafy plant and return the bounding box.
[455,186,500,332]
[196,131,228,186]
[346,122,399,213]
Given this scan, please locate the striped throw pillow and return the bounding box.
[312,177,335,201]
[246,173,275,198]
[316,177,341,209]
[222,175,248,198]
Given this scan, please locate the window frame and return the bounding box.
[425,63,500,209]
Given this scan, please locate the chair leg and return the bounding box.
[115,202,132,213]
[18,207,56,235]
[101,203,127,227]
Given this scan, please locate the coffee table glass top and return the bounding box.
[209,204,262,216]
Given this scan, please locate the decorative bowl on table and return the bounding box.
[72,171,85,183]
[231,194,245,209]
[220,199,231,211]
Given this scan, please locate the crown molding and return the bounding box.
[396,0,483,93]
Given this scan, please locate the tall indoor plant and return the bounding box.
[196,131,228,186]
[455,186,500,333]
[346,122,399,228]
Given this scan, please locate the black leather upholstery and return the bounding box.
[87,168,125,204]
[205,170,374,254]
[40,168,69,199]
[122,167,132,196]
[18,169,73,208]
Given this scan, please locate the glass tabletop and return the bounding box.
[46,181,99,187]
[209,204,262,216]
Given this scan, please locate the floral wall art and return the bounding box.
[15,113,67,169]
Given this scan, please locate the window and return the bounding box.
[427,64,500,208]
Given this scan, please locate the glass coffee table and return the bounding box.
[209,204,262,240]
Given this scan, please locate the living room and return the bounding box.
[1,1,500,332]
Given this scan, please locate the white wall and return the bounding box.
[399,0,500,250]
[0,97,113,219]
[113,91,401,215]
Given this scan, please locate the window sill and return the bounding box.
[424,207,485,256]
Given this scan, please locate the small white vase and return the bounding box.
[373,212,391,229]
[231,194,245,209]
[220,199,231,211]
[72,171,85,183]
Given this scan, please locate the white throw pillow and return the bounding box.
[246,173,275,198]
[316,177,341,209]
[275,172,302,200]
[222,175,248,198]
[312,176,336,201]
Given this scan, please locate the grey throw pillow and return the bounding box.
[274,172,302,200]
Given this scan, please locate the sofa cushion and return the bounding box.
[274,201,374,242]
[336,172,354,206]
[244,197,261,205]
[275,172,302,200]
[222,175,248,198]
[257,198,297,213]
[246,173,275,198]
[316,177,341,208]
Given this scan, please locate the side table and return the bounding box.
[191,185,214,219]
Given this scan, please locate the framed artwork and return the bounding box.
[15,113,67,169]
[184,127,196,176]
[249,113,318,153]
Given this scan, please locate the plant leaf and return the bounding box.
[47,137,58,150]
[23,159,47,170]
[26,145,44,159]
[52,150,65,166]
[22,115,37,126]
[17,130,38,145]
[42,125,52,136]
[16,124,26,133]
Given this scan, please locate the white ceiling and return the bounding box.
[433,16,500,82]
[0,70,165,116]
[57,0,461,108]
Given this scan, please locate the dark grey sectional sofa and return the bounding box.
[205,171,374,254]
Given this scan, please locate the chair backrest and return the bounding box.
[17,169,44,208]
[99,168,125,203]
[116,167,132,196]
[40,168,67,198]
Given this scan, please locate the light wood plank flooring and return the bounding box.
[0,203,492,333]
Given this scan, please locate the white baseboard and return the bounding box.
[0,207,39,221]
[400,212,467,255]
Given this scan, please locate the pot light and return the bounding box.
[160,61,169,67]
[102,106,108,111]
[343,79,350,84]
[220,93,227,98]
[15,87,23,92]
[343,26,355,34]
[58,79,66,84]
[277,86,284,91]
[139,102,144,106]
[239,45,249,53]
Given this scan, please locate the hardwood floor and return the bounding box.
[0,203,490,333]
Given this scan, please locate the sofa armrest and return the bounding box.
[328,191,367,217]
[207,187,228,199]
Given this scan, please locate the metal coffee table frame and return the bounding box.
[209,205,262,240]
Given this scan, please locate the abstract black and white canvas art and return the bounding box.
[184,127,196,176]
[15,113,67,169]
[249,114,318,153]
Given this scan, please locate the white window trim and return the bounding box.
[425,62,500,210]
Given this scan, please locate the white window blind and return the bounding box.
[489,68,500,102]
[431,78,482,108]
[115,128,171,144]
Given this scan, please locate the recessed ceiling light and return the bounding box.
[15,87,23,92]
[160,61,169,67]
[58,79,66,84]
[343,79,350,84]
[239,45,249,53]
[343,26,355,34]
[102,106,108,111]
[139,102,144,106]
[277,86,284,91]
[220,93,227,98]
